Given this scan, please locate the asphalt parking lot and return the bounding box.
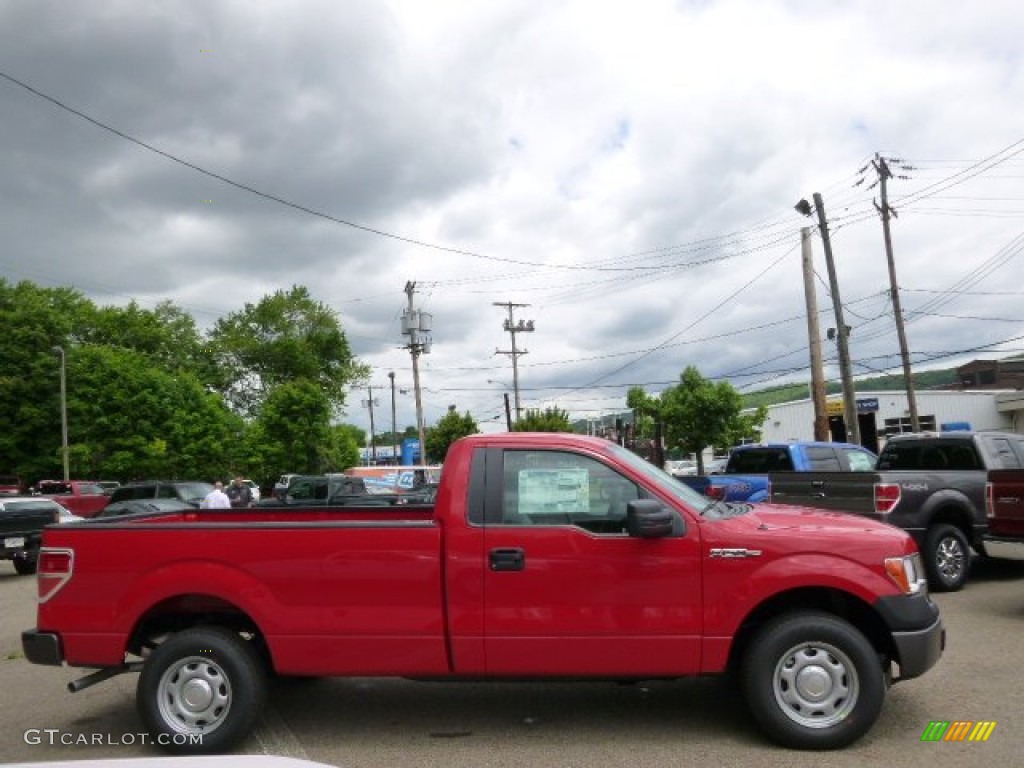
[1,557,1022,768]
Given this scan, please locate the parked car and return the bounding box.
[272,473,301,501]
[32,479,110,517]
[95,480,121,496]
[0,475,24,496]
[107,481,215,508]
[96,498,196,518]
[705,458,729,475]
[1,496,65,574]
[664,460,697,477]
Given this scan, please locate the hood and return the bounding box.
[706,500,914,553]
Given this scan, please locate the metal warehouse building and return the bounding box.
[755,389,1021,454]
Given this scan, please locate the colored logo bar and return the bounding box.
[921,721,996,742]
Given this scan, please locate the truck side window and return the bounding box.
[983,437,1022,469]
[842,449,875,472]
[945,445,980,470]
[805,447,841,471]
[501,450,641,534]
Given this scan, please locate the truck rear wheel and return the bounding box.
[137,627,266,754]
[741,611,884,750]
[13,552,37,575]
[924,524,969,592]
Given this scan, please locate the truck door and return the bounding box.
[480,447,702,677]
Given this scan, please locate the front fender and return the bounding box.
[703,552,898,638]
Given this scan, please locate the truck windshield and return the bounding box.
[606,444,722,514]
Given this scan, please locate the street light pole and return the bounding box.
[52,345,69,481]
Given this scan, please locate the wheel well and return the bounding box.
[726,587,895,673]
[927,506,974,545]
[127,594,272,670]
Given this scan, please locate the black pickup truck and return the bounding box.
[1,496,65,575]
[770,431,1024,592]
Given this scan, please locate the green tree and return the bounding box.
[659,366,765,473]
[425,409,479,462]
[208,285,369,417]
[0,280,95,479]
[250,380,334,476]
[513,407,573,433]
[68,345,242,480]
[327,424,364,471]
[626,386,660,439]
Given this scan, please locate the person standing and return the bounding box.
[226,476,253,508]
[201,481,232,509]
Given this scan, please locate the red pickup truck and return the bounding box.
[982,468,1024,558]
[22,433,944,753]
[33,480,109,517]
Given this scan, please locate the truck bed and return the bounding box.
[37,505,448,675]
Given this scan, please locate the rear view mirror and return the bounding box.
[626,499,678,538]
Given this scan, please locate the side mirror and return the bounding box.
[625,499,679,539]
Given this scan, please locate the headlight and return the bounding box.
[884,553,927,595]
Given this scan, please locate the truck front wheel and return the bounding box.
[924,524,969,592]
[741,611,885,750]
[137,627,266,754]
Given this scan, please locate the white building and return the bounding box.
[755,389,1018,454]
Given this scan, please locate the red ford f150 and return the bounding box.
[22,433,944,753]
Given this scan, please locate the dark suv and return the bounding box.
[108,481,215,508]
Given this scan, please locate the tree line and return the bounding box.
[0,280,367,486]
[0,279,764,486]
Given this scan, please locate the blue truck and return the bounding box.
[679,441,877,502]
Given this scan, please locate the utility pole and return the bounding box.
[799,227,829,441]
[503,392,513,432]
[493,302,535,423]
[796,195,860,445]
[388,371,397,465]
[361,386,379,464]
[872,152,920,431]
[402,282,432,462]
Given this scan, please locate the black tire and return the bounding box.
[924,523,970,592]
[741,611,885,750]
[13,553,37,576]
[137,627,266,754]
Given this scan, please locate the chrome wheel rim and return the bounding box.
[936,536,966,583]
[772,641,859,729]
[156,654,232,734]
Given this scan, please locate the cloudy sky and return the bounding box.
[2,0,1022,437]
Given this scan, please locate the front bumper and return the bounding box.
[875,593,945,681]
[22,629,64,666]
[982,536,1024,561]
